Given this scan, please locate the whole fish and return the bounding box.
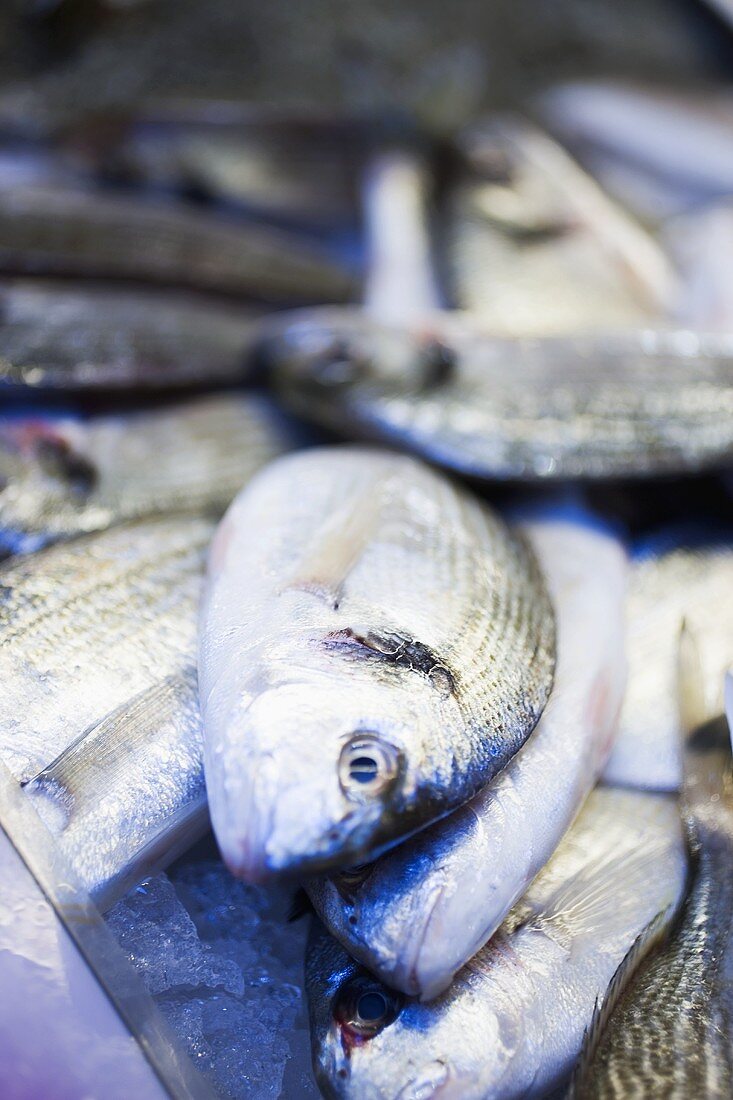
[0,393,300,555]
[449,115,675,332]
[0,515,212,905]
[604,527,733,791]
[0,279,263,391]
[307,786,687,1100]
[268,319,733,480]
[574,639,733,1096]
[0,184,356,303]
[308,509,627,999]
[198,446,555,881]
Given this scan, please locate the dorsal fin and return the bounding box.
[568,906,673,1097]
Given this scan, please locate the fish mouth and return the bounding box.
[386,881,447,999]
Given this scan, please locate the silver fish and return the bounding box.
[0,279,262,391]
[574,635,733,1096]
[0,393,300,555]
[0,515,212,906]
[0,183,357,303]
[308,510,627,999]
[604,528,733,791]
[449,115,675,332]
[198,446,555,881]
[268,318,733,480]
[307,786,687,1100]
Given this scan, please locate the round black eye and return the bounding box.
[338,734,400,801]
[311,340,369,387]
[333,975,403,1039]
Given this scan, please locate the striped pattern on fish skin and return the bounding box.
[0,394,300,556]
[0,514,213,783]
[307,787,687,1100]
[267,311,733,480]
[198,446,555,881]
[0,280,261,391]
[604,531,733,792]
[0,184,357,303]
[307,513,627,1000]
[576,662,733,1098]
[448,117,671,334]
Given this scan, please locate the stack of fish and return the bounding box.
[2,52,733,1100]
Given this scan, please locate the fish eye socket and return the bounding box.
[309,339,370,387]
[338,734,400,801]
[334,975,402,1038]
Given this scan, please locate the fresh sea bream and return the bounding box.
[0,515,212,906]
[604,527,733,791]
[0,394,300,555]
[308,509,627,999]
[449,115,675,332]
[575,641,733,1096]
[198,446,555,881]
[0,280,262,391]
[307,786,687,1100]
[0,183,356,303]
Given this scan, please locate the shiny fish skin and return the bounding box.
[0,515,212,782]
[307,787,687,1100]
[308,511,627,999]
[0,184,356,303]
[576,647,733,1096]
[267,315,733,480]
[0,516,212,905]
[25,672,206,911]
[198,446,555,881]
[449,116,674,333]
[0,280,262,391]
[604,528,733,791]
[0,394,300,555]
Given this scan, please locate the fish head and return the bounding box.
[263,309,458,415]
[307,922,503,1099]
[203,649,454,881]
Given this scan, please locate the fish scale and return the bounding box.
[198,445,555,880]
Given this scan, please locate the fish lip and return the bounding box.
[387,882,447,998]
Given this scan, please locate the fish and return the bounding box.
[604,526,733,791]
[573,635,733,1096]
[539,80,733,222]
[0,279,263,391]
[0,393,301,555]
[449,115,675,332]
[267,319,733,481]
[663,200,733,331]
[307,785,688,1100]
[0,515,212,906]
[198,445,555,881]
[68,107,363,231]
[307,507,627,999]
[0,183,357,303]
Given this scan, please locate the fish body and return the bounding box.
[267,315,733,480]
[0,184,356,302]
[540,81,733,221]
[450,116,674,332]
[307,786,687,1100]
[308,509,627,998]
[0,394,300,555]
[0,516,213,905]
[0,279,262,391]
[576,642,733,1096]
[604,527,733,791]
[198,446,555,881]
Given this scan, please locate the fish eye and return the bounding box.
[338,734,400,801]
[333,975,403,1038]
[309,338,370,388]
